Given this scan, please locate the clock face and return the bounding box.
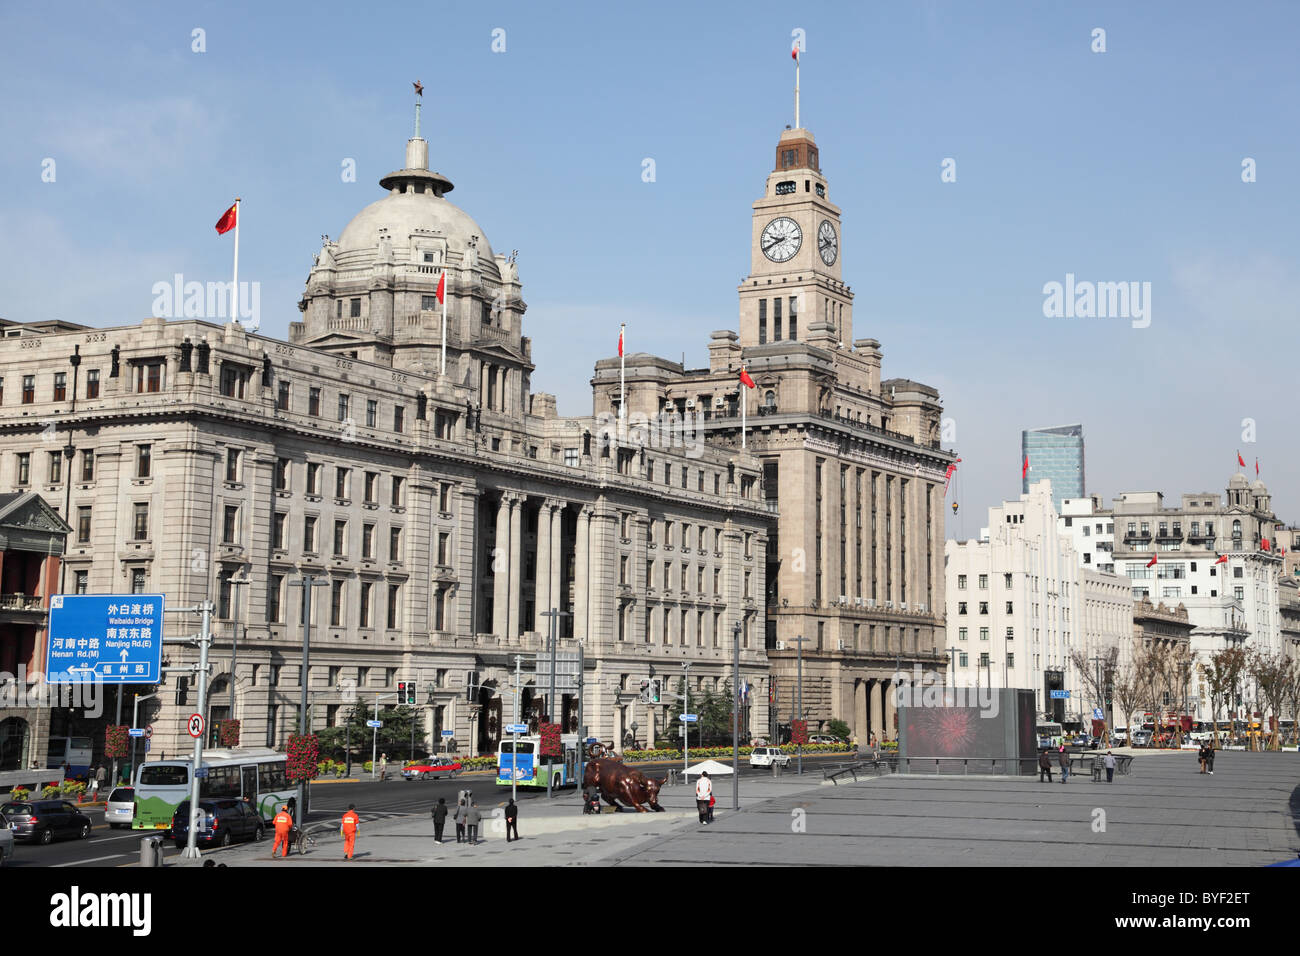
[818,220,838,266]
[760,217,802,262]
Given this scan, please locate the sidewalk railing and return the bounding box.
[895,757,1039,776]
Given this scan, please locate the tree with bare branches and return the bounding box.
[1071,647,1118,745]
[1282,656,1300,749]
[1133,643,1168,747]
[1248,650,1290,751]
[1202,647,1248,748]
[1112,660,1142,746]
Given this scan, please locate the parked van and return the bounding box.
[749,747,791,768]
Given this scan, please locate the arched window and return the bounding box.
[763,390,776,409]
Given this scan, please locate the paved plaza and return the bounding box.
[168,749,1299,867]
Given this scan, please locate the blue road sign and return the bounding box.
[194,768,209,779]
[1092,708,1104,720]
[440,730,454,738]
[128,728,145,738]
[1050,690,1070,700]
[366,719,383,728]
[505,723,529,734]
[46,594,164,683]
[680,714,699,722]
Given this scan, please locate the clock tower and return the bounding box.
[738,126,853,348]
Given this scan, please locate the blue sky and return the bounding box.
[2,1,1297,534]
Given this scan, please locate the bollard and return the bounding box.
[772,761,782,778]
[139,835,163,868]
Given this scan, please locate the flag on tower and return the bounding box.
[435,271,446,304]
[215,202,238,235]
[1237,451,1246,468]
[1146,553,1158,569]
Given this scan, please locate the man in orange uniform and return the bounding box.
[272,804,294,858]
[340,804,360,861]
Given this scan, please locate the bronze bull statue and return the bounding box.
[583,757,666,812]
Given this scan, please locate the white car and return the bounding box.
[749,747,791,768]
[0,812,13,866]
[105,787,135,829]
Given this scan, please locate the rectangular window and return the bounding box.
[359,582,372,628]
[959,652,968,667]
[978,574,988,589]
[335,467,349,499]
[362,523,375,559]
[77,506,92,542]
[86,369,100,399]
[275,457,290,491]
[1005,601,1013,614]
[435,530,447,565]
[16,452,30,485]
[957,574,967,590]
[1004,573,1012,588]
[758,299,767,344]
[393,406,405,433]
[564,448,579,467]
[135,445,152,478]
[333,519,347,556]
[48,451,62,484]
[439,483,452,513]
[272,512,287,550]
[222,505,239,543]
[225,448,240,482]
[980,627,989,641]
[132,502,149,540]
[958,627,967,641]
[1006,627,1014,640]
[350,298,361,318]
[304,516,317,553]
[22,375,35,404]
[387,584,400,629]
[364,471,378,504]
[75,570,88,594]
[366,399,377,428]
[277,381,290,410]
[131,568,146,594]
[267,575,283,623]
[331,580,344,626]
[391,476,405,508]
[308,387,321,416]
[306,463,321,495]
[53,372,66,401]
[773,295,782,341]
[338,394,350,422]
[218,365,244,398]
[789,296,798,340]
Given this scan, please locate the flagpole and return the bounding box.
[619,323,626,424]
[741,371,747,449]
[794,51,800,129]
[440,273,447,376]
[231,198,240,327]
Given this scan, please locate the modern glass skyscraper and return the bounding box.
[1022,424,1084,510]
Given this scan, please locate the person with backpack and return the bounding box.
[431,797,448,844]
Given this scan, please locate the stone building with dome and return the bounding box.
[0,116,772,761]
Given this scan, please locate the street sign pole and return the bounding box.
[732,621,741,811]
[682,661,691,774]
[513,654,522,804]
[180,601,213,860]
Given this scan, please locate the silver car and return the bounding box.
[105,787,135,829]
[0,812,13,866]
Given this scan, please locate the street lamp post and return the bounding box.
[287,574,328,821]
[227,562,250,719]
[731,620,742,810]
[790,635,808,774]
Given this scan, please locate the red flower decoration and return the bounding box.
[791,720,809,746]
[104,725,129,760]
[538,722,562,759]
[218,719,241,748]
[286,734,320,780]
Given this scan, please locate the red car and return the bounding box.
[401,756,463,781]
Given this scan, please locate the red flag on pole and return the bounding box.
[215,202,238,235]
[1262,538,1271,551]
[435,272,446,304]
[791,45,799,62]
[618,326,624,357]
[1237,451,1245,468]
[1146,553,1158,568]
[739,368,756,389]
[1255,458,1259,477]
[1022,454,1029,480]
[1214,554,1228,565]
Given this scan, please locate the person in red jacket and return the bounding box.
[341,804,360,860]
[272,805,294,858]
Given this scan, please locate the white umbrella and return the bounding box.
[682,759,735,777]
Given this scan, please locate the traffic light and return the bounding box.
[175,676,188,707]
[638,679,651,703]
[466,671,479,703]
[406,682,416,705]
[648,678,661,704]
[397,681,407,704]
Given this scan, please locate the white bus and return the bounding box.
[47,736,93,779]
[132,748,295,831]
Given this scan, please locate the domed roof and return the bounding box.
[1251,478,1267,490]
[1228,473,1250,488]
[336,190,495,263]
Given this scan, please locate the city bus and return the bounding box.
[46,736,93,779]
[132,748,295,830]
[1035,722,1063,749]
[497,734,580,789]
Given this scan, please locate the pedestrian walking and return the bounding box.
[340,804,360,861]
[695,771,713,824]
[1102,750,1116,783]
[431,797,448,844]
[505,799,519,842]
[466,801,482,844]
[379,753,388,781]
[1038,749,1053,783]
[95,763,106,796]
[1205,745,1215,774]
[87,765,100,800]
[454,796,467,843]
[1197,744,1207,773]
[272,804,294,858]
[1058,746,1070,784]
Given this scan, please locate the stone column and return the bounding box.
[535,498,553,618]
[508,494,523,638]
[480,363,488,408]
[844,466,856,600]
[492,492,511,636]
[549,502,562,626]
[574,506,590,641]
[854,679,868,742]
[869,679,883,742]
[884,679,897,741]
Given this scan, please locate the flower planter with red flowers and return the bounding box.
[286,734,320,781]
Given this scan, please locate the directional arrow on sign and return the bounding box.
[119,649,129,662]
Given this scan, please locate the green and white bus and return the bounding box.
[496,734,580,789]
[132,748,295,831]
